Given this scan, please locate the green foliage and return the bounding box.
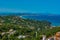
[0,16,58,40]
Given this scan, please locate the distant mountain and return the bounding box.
[0,13,60,16]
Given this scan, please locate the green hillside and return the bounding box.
[0,16,57,40]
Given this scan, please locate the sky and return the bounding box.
[0,0,60,14]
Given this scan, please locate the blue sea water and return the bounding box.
[21,15,60,26]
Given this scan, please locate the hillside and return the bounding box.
[0,16,51,40]
[0,16,51,30]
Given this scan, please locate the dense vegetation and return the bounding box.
[0,16,60,40]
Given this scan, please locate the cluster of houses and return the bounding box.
[1,29,16,36]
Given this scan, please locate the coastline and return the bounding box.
[20,16,60,27]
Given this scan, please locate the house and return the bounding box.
[55,32,60,40]
[18,35,26,39]
[1,32,6,36]
[47,32,60,40]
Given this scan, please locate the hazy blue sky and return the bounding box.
[0,0,60,14]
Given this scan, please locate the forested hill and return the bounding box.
[0,16,51,31]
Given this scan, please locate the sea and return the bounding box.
[21,14,60,26]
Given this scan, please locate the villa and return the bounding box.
[42,32,60,40]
